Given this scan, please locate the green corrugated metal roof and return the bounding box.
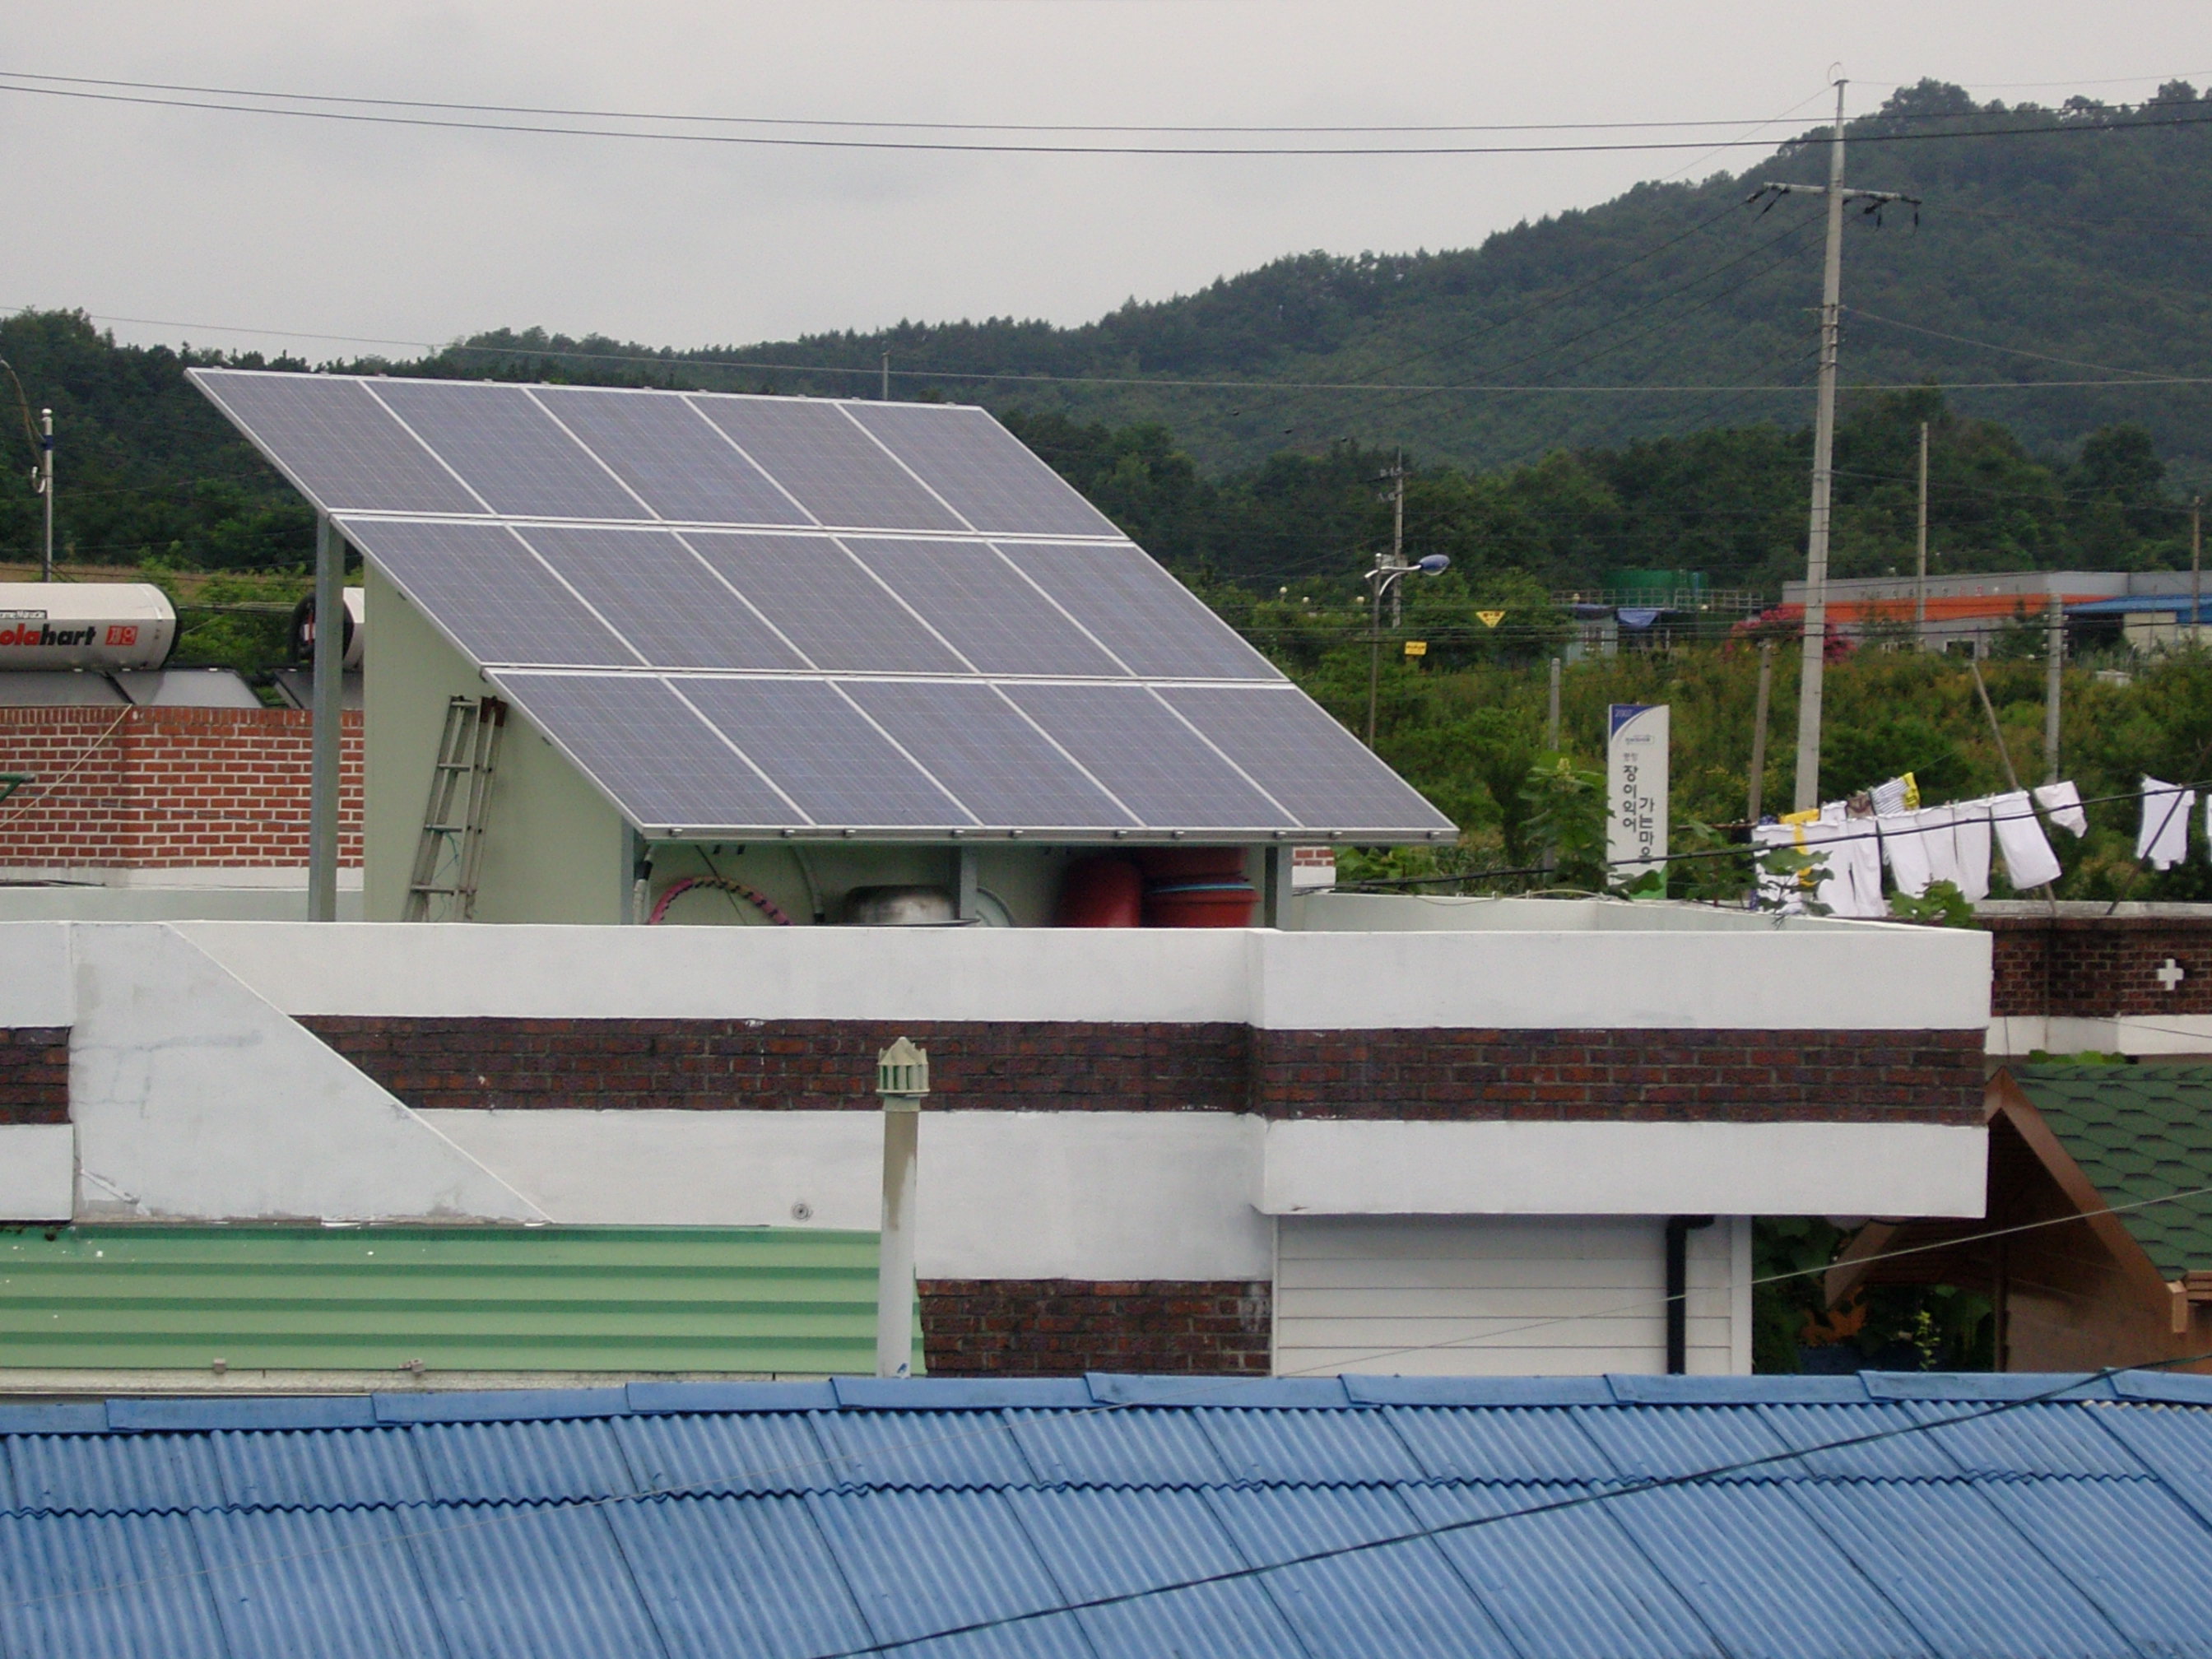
[2012,1065,2212,1279]
[0,1224,920,1375]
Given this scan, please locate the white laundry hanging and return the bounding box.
[1919,804,1963,891]
[2138,777,2196,871]
[1880,811,1939,899]
[1949,801,1993,902]
[2033,780,2087,836]
[1810,815,1890,918]
[1991,790,2062,890]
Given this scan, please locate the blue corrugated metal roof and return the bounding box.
[4,1372,2212,1657]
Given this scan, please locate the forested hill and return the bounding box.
[456,80,2212,477]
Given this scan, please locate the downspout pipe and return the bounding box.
[1665,1215,1716,1374]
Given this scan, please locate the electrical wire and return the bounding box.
[4,75,2211,155]
[1847,308,2182,381]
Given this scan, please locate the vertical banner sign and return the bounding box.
[1607,703,1670,898]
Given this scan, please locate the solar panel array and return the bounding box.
[191,369,1453,840]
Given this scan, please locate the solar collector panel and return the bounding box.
[369,380,648,520]
[493,673,805,830]
[840,538,1124,677]
[1162,686,1456,832]
[846,403,1122,537]
[337,519,637,667]
[511,525,807,672]
[683,533,968,674]
[692,397,966,532]
[188,370,482,515]
[532,388,811,526]
[843,681,1135,829]
[996,541,1281,681]
[1004,683,1292,830]
[675,677,973,828]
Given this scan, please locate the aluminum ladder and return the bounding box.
[404,695,506,922]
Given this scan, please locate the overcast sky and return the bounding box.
[5,2,2205,361]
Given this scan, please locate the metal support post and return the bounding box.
[39,408,53,582]
[875,1038,929,1378]
[308,514,343,922]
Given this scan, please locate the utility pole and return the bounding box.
[39,409,53,581]
[1747,641,1775,823]
[2044,594,2062,784]
[1546,657,1562,751]
[1915,421,1929,644]
[2193,495,2204,650]
[1385,453,1408,625]
[1749,81,1918,810]
[881,351,890,402]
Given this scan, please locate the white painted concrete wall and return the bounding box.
[173,914,1989,1033]
[423,1108,1271,1280]
[1261,1119,1987,1219]
[1272,1214,1748,1377]
[0,1125,72,1220]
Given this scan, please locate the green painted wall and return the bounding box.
[0,1224,919,1375]
[364,563,628,923]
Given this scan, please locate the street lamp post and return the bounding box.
[1364,553,1450,748]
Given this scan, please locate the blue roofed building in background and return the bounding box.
[5,1370,2212,1657]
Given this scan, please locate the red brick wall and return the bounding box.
[0,1028,69,1125]
[0,707,360,868]
[302,1016,1984,1125]
[920,1280,1271,1376]
[1987,916,2212,1018]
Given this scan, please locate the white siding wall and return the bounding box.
[1273,1215,1747,1378]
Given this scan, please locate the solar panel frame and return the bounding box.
[531,387,813,526]
[844,403,1123,538]
[509,524,809,672]
[994,541,1284,681]
[690,397,967,532]
[334,519,640,668]
[367,380,651,521]
[839,538,1127,678]
[490,673,807,832]
[188,369,486,516]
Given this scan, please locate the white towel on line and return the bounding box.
[2139,777,2196,871]
[1949,802,1992,902]
[2033,780,2087,836]
[1991,790,2062,890]
[1880,811,1939,899]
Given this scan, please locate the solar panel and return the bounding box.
[531,388,810,526]
[674,678,970,828]
[196,370,1456,840]
[1002,684,1293,830]
[511,526,806,672]
[1162,686,1456,832]
[492,674,804,830]
[840,539,1125,677]
[997,542,1282,681]
[337,520,637,667]
[369,380,648,521]
[683,533,968,674]
[845,404,1122,538]
[843,681,1136,829]
[691,397,966,532]
[191,370,481,515]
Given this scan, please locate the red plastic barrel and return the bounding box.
[1055,857,1144,927]
[1143,880,1259,927]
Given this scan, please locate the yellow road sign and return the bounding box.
[1477,610,1507,628]
[1403,639,1428,658]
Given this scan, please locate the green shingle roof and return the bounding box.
[0,1224,919,1376]
[2012,1065,2212,1278]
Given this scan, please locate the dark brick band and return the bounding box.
[1989,914,2212,1018]
[919,1279,1271,1377]
[302,1016,1983,1125]
[0,1029,69,1125]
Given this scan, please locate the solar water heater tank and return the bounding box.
[0,583,176,671]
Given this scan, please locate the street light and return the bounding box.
[1365,553,1450,747]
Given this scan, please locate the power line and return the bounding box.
[1847,308,2181,380]
[3,67,2205,138]
[3,76,2210,155]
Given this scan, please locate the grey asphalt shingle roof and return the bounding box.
[2012,1065,2212,1277]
